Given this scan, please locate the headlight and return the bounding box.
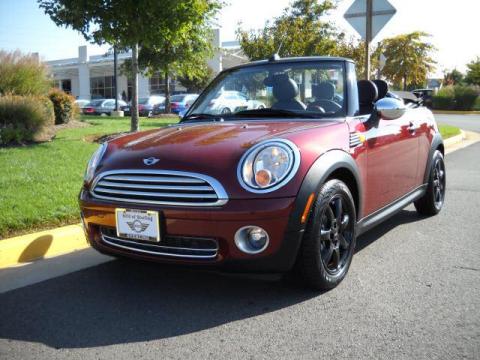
[238,139,300,193]
[84,142,107,183]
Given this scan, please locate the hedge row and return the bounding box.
[432,85,479,111]
[0,95,55,145]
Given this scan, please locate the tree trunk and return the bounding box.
[164,67,170,114]
[131,43,139,132]
[403,73,407,91]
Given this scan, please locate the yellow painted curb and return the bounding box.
[0,224,88,269]
[433,110,480,115]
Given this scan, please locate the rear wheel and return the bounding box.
[414,150,446,215]
[293,179,357,290]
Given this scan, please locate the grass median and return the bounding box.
[438,124,461,139]
[0,115,178,239]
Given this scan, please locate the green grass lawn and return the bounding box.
[439,124,461,139]
[0,115,178,239]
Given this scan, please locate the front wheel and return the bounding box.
[414,150,446,216]
[293,179,357,290]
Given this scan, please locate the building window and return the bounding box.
[53,79,72,94]
[149,73,180,95]
[61,79,71,94]
[149,73,164,94]
[90,76,114,99]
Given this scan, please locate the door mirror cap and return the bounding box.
[375,98,406,120]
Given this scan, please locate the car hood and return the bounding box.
[95,119,349,199]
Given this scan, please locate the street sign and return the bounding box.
[344,0,396,80]
[344,0,397,40]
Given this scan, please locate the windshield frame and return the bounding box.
[183,58,349,121]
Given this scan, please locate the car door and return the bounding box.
[363,112,419,214]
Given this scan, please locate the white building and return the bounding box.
[45,30,247,100]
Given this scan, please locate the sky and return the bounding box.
[0,0,478,77]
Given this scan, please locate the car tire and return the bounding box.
[293,179,357,290]
[414,150,446,216]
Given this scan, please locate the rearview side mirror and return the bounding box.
[375,98,406,120]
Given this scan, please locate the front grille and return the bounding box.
[100,227,218,259]
[91,170,228,206]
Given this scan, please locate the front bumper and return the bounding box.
[79,189,303,272]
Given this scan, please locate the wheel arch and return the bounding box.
[287,149,363,234]
[423,132,444,183]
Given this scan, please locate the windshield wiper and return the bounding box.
[181,113,225,123]
[232,108,317,118]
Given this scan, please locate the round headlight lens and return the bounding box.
[84,142,107,183]
[239,140,299,192]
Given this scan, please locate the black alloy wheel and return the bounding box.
[294,179,357,290]
[414,150,446,216]
[319,195,354,275]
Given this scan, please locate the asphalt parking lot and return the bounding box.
[1,117,479,360]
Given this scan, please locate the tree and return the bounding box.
[237,0,340,60]
[38,0,221,131]
[380,32,436,90]
[335,38,382,79]
[177,64,215,93]
[465,57,480,86]
[443,69,464,86]
[135,7,220,113]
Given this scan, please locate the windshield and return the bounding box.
[138,98,149,105]
[185,61,346,120]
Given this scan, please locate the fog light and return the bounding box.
[234,226,269,254]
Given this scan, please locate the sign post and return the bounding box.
[344,0,396,79]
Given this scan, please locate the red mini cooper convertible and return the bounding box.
[79,56,446,289]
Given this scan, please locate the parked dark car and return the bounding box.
[413,88,434,108]
[83,99,127,116]
[80,56,445,290]
[121,95,165,117]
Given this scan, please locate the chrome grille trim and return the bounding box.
[100,233,218,259]
[91,170,228,206]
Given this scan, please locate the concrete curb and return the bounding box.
[0,128,476,270]
[0,224,87,269]
[443,130,466,148]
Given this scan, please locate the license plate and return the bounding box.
[115,208,160,242]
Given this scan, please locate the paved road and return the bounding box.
[435,114,480,132]
[1,143,479,360]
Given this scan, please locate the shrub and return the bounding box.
[432,86,455,110]
[474,97,480,111]
[453,86,478,110]
[0,95,55,145]
[0,50,50,96]
[48,88,79,124]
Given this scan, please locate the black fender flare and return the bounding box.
[287,149,363,234]
[423,133,444,183]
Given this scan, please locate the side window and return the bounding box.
[103,100,114,108]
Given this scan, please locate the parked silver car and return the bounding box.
[83,99,127,116]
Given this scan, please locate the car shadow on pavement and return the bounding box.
[0,209,423,349]
[0,258,318,349]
